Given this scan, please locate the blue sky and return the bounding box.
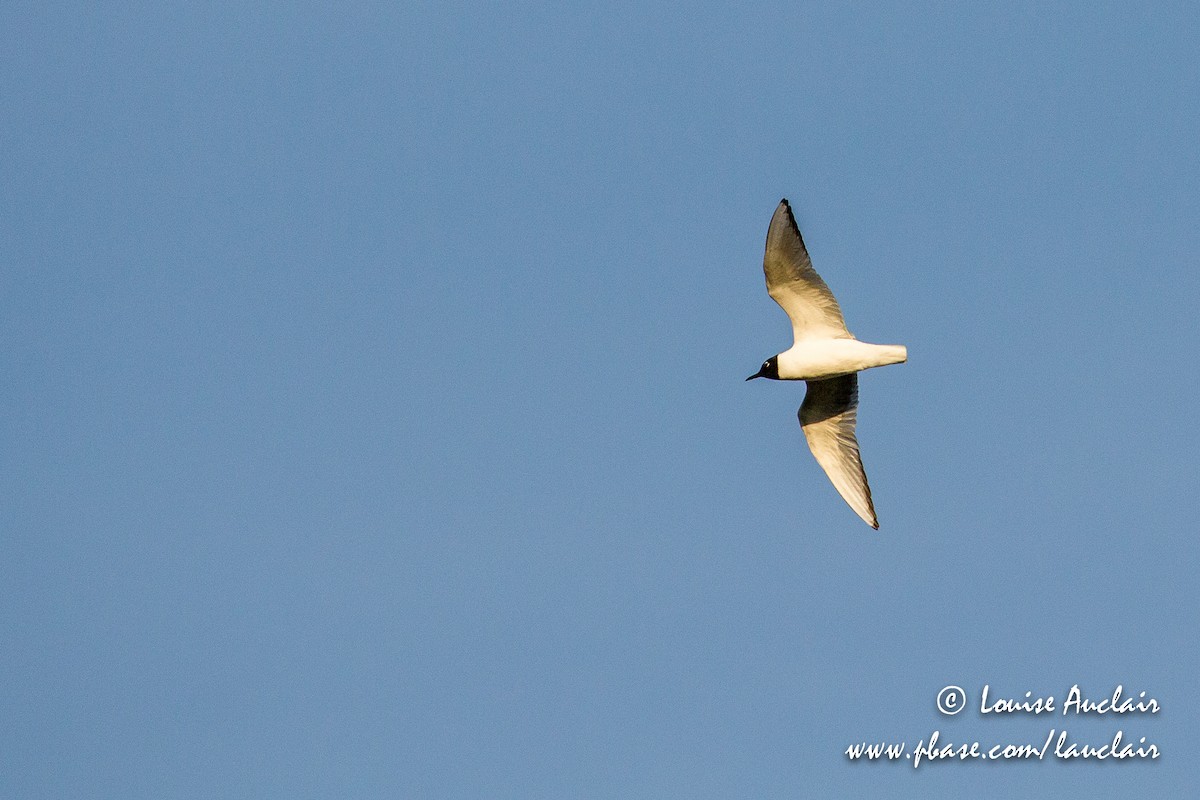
[3,2,1197,797]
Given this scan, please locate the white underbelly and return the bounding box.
[778,339,907,380]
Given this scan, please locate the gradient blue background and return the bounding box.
[3,2,1196,797]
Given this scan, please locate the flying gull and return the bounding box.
[746,199,906,529]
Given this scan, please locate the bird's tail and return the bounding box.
[881,345,907,366]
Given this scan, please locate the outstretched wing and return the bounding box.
[764,199,852,343]
[798,374,878,529]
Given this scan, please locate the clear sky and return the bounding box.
[3,2,1197,797]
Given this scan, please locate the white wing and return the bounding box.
[764,199,852,343]
[798,374,878,529]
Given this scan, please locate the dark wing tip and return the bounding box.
[772,198,804,244]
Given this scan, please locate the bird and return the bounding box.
[746,199,906,529]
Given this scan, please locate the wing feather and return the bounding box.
[798,374,878,529]
[764,199,852,342]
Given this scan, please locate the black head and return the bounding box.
[746,355,780,381]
